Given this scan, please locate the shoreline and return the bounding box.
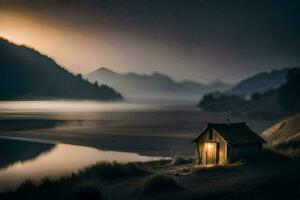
[0,136,58,144]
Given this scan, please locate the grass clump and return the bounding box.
[75,182,102,200]
[138,159,171,169]
[17,180,37,192]
[0,162,148,200]
[80,161,148,180]
[15,180,38,199]
[271,140,300,159]
[171,156,193,165]
[139,173,182,195]
[244,148,292,164]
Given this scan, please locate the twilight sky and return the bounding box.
[0,0,300,83]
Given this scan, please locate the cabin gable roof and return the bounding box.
[193,122,266,145]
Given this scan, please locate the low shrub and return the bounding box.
[244,148,292,164]
[0,162,148,199]
[171,156,193,165]
[80,161,148,180]
[17,180,37,193]
[272,140,300,159]
[75,182,102,200]
[139,173,182,195]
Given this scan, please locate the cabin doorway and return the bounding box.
[205,142,217,165]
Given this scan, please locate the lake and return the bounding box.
[0,137,166,191]
[0,101,275,157]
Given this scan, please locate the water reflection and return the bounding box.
[0,137,55,169]
[0,138,166,192]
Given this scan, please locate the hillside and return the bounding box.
[262,113,300,157]
[230,68,290,95]
[0,38,122,100]
[262,113,300,143]
[86,67,230,101]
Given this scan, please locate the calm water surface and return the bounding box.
[0,101,274,156]
[0,137,166,191]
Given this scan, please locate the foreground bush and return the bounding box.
[80,161,148,180]
[171,156,193,165]
[243,148,292,164]
[272,140,300,159]
[0,161,148,200]
[75,182,102,200]
[139,174,182,195]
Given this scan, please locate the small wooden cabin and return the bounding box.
[193,122,266,165]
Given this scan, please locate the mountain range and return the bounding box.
[86,67,230,102]
[1,36,295,103]
[0,38,122,100]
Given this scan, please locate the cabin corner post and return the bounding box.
[216,142,220,164]
[195,142,200,164]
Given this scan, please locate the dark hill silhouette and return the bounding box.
[230,68,290,95]
[278,68,300,111]
[198,68,300,119]
[0,138,55,169]
[0,38,122,100]
[86,67,230,101]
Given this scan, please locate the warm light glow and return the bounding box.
[0,12,118,74]
[0,10,210,82]
[204,142,217,166]
[206,143,213,150]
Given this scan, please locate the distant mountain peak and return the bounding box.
[230,68,291,95]
[95,67,116,74]
[150,71,174,82]
[209,80,228,87]
[86,67,231,101]
[152,71,165,76]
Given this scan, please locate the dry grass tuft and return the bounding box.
[79,161,148,180]
[139,173,183,195]
[171,156,194,165]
